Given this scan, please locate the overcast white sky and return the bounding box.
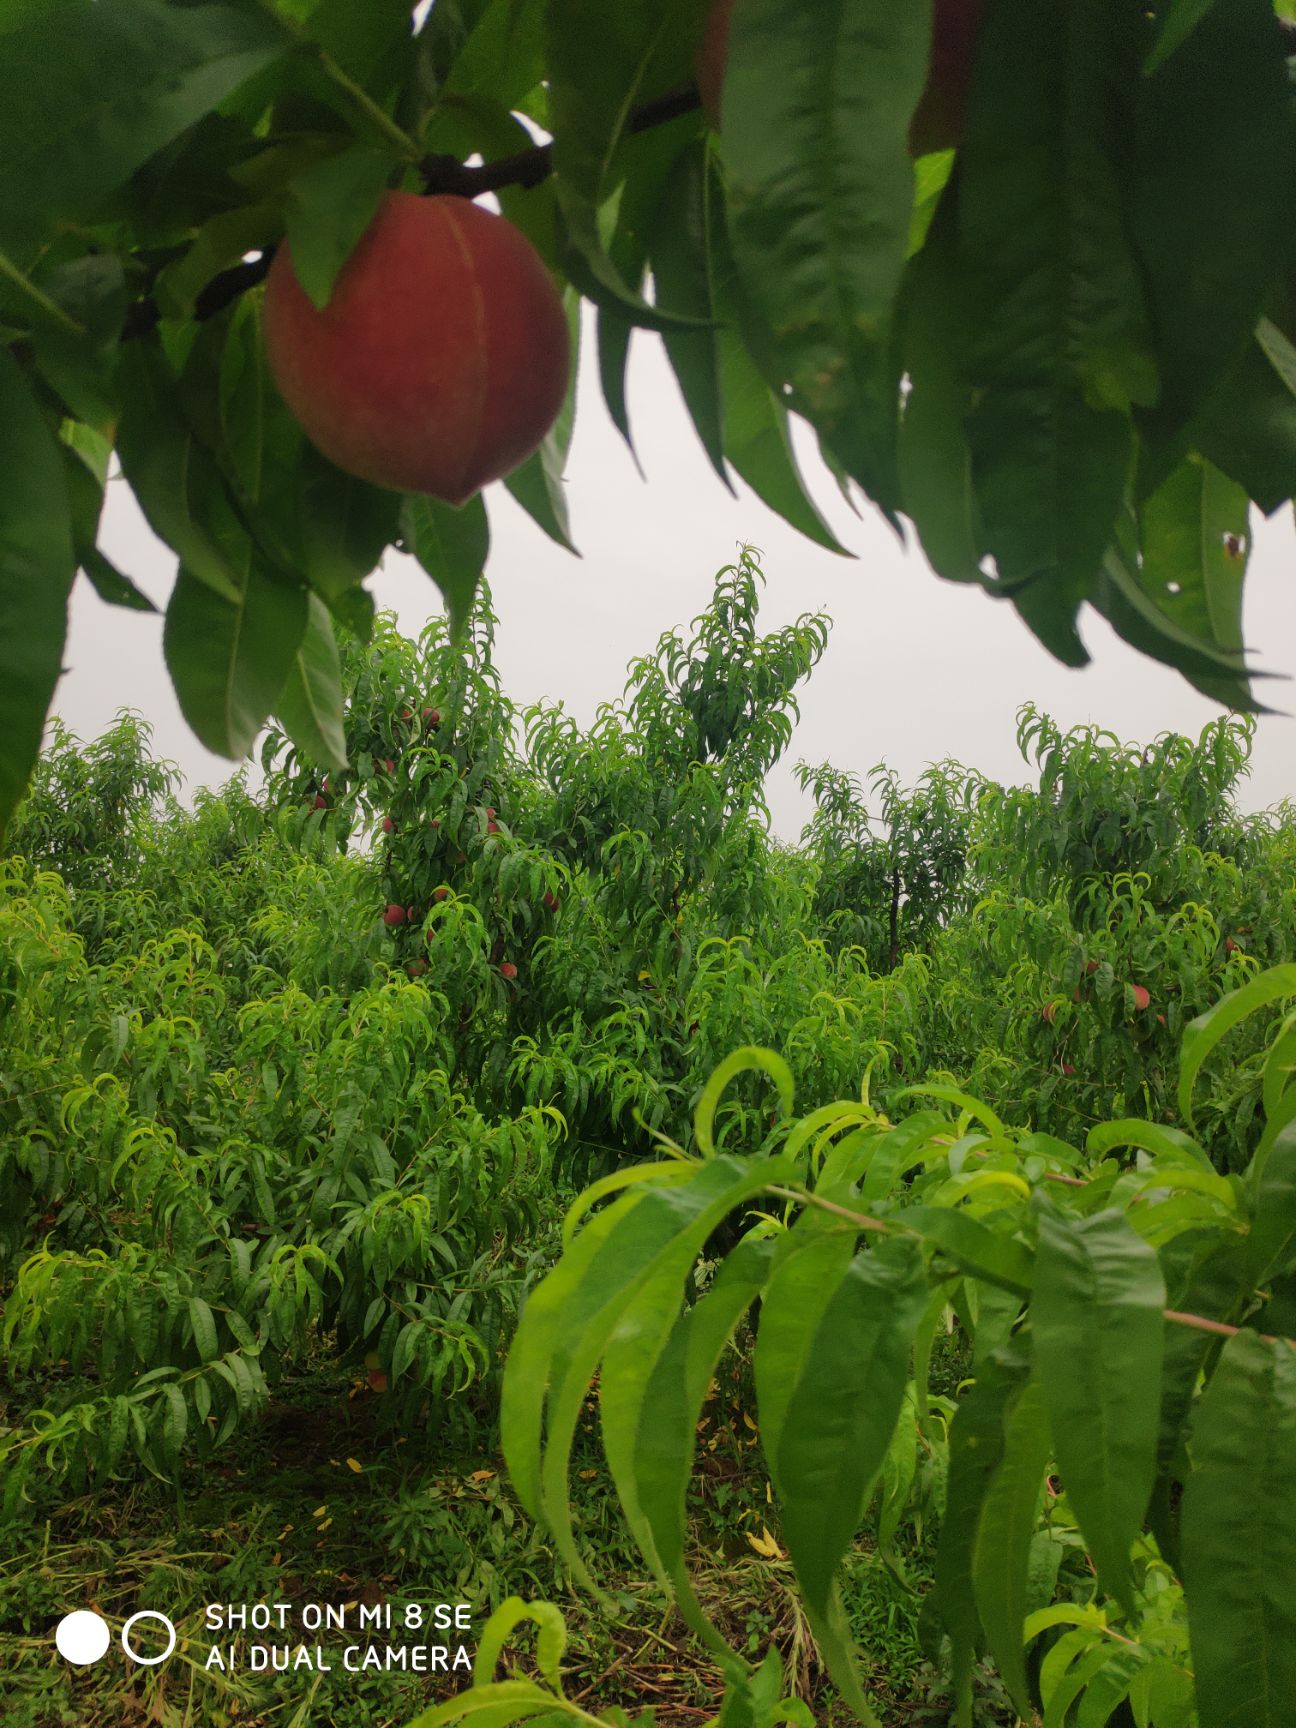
[64,309,1296,839]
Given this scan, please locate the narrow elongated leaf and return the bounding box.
[0,349,76,837]
[1033,1206,1165,1613]
[0,0,284,256]
[275,593,348,772]
[723,0,930,507]
[1133,0,1294,464]
[904,1205,1035,1296]
[971,1375,1051,1718]
[503,1186,648,1519]
[163,561,307,759]
[899,196,984,587]
[597,307,636,456]
[400,494,490,639]
[1178,966,1296,1129]
[1144,0,1219,73]
[1248,1121,1296,1285]
[629,1233,779,1657]
[934,1347,1031,1728]
[116,344,243,604]
[502,1156,798,1591]
[298,445,399,603]
[503,291,581,551]
[754,1233,926,1722]
[776,1239,927,1593]
[706,173,850,555]
[1198,320,1296,515]
[284,145,395,311]
[543,0,703,328]
[1136,456,1253,704]
[1182,1331,1296,1728]
[187,1297,219,1365]
[647,143,730,487]
[957,0,1154,665]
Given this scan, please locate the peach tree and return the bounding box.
[405,971,1296,1728]
[3,0,1296,834]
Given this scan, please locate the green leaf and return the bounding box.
[631,1234,778,1657]
[933,1347,1031,1728]
[899,195,983,586]
[1032,1206,1165,1613]
[187,1297,219,1365]
[115,343,244,605]
[283,145,395,311]
[762,1238,926,1722]
[706,171,850,556]
[597,306,636,458]
[58,434,158,614]
[722,0,930,507]
[502,1156,798,1593]
[503,289,581,552]
[543,0,704,331]
[404,1678,580,1728]
[956,0,1154,665]
[297,445,400,604]
[1144,0,1220,73]
[1178,966,1296,1130]
[471,1597,567,1693]
[1135,456,1255,707]
[1133,0,1294,465]
[1248,1122,1296,1286]
[0,349,76,839]
[80,549,157,614]
[904,1205,1035,1296]
[160,1382,188,1468]
[693,1046,794,1156]
[647,142,730,487]
[400,493,490,640]
[971,1374,1051,1718]
[163,561,307,759]
[275,593,348,772]
[0,0,285,257]
[1182,1331,1296,1728]
[1197,320,1296,516]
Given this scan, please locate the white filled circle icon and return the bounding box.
[55,1610,111,1665]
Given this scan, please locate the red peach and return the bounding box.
[264,192,571,504]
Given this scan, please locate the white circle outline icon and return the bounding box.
[55,1610,111,1665]
[120,1610,177,1666]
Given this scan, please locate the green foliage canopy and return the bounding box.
[3,0,1296,834]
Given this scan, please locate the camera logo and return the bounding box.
[55,1609,177,1666]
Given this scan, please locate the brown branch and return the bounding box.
[118,83,701,343]
[1161,1308,1296,1349]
